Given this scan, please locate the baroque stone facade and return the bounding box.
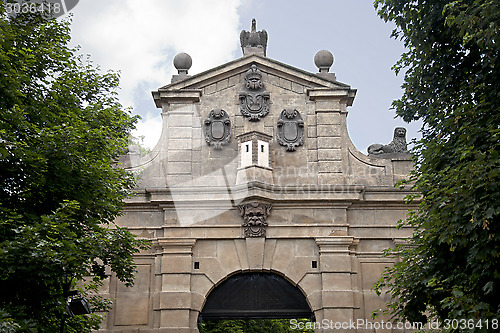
[104,23,414,333]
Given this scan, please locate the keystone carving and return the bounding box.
[276,108,304,151]
[239,64,270,121]
[238,202,272,238]
[204,109,231,149]
[367,127,410,158]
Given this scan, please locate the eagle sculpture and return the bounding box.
[240,19,268,56]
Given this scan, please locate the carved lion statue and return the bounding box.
[367,127,408,156]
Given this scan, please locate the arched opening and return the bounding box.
[199,272,314,321]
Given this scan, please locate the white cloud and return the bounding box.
[132,113,163,150]
[69,0,241,148]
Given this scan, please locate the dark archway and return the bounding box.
[199,272,314,320]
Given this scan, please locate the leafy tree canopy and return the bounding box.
[373,0,500,329]
[0,8,148,332]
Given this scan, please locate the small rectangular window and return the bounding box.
[312,261,318,269]
[246,144,249,153]
[194,262,200,269]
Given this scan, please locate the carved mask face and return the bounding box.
[244,206,266,227]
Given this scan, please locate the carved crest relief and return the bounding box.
[239,64,270,121]
[238,202,272,238]
[204,109,231,150]
[276,109,304,151]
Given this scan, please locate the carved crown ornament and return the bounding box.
[204,109,231,150]
[239,64,270,121]
[276,108,304,151]
[238,202,273,238]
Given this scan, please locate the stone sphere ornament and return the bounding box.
[314,50,334,73]
[173,52,192,75]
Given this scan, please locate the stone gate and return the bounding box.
[100,21,414,333]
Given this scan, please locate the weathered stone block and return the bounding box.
[162,274,191,292]
[190,274,214,298]
[246,238,265,270]
[360,262,391,291]
[228,74,240,87]
[319,161,342,173]
[167,115,194,128]
[318,148,342,161]
[159,291,191,309]
[322,290,355,308]
[262,239,277,270]
[194,240,217,258]
[197,258,225,284]
[168,127,193,139]
[167,150,192,162]
[280,77,292,90]
[166,162,192,174]
[317,124,340,137]
[114,293,150,326]
[322,308,354,323]
[268,73,280,87]
[217,240,242,273]
[320,256,352,272]
[306,290,323,312]
[167,139,192,150]
[316,112,341,125]
[298,273,322,297]
[314,100,343,111]
[270,239,295,273]
[285,256,313,284]
[322,273,352,291]
[160,309,190,328]
[317,137,341,149]
[216,78,229,91]
[234,239,250,270]
[307,125,317,138]
[161,255,192,274]
[204,83,216,95]
[292,82,304,94]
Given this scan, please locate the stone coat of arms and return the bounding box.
[204,109,231,150]
[239,64,270,121]
[276,108,305,151]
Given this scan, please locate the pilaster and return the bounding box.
[155,238,196,331]
[315,236,359,333]
[308,88,356,184]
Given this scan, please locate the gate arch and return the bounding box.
[199,272,314,321]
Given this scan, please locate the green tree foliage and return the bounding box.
[0,8,148,332]
[372,0,500,329]
[199,319,315,333]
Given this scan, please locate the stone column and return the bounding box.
[156,238,196,333]
[315,236,359,333]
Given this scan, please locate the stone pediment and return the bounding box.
[152,54,352,108]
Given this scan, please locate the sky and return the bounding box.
[67,0,421,153]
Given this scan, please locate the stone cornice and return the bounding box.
[152,89,202,108]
